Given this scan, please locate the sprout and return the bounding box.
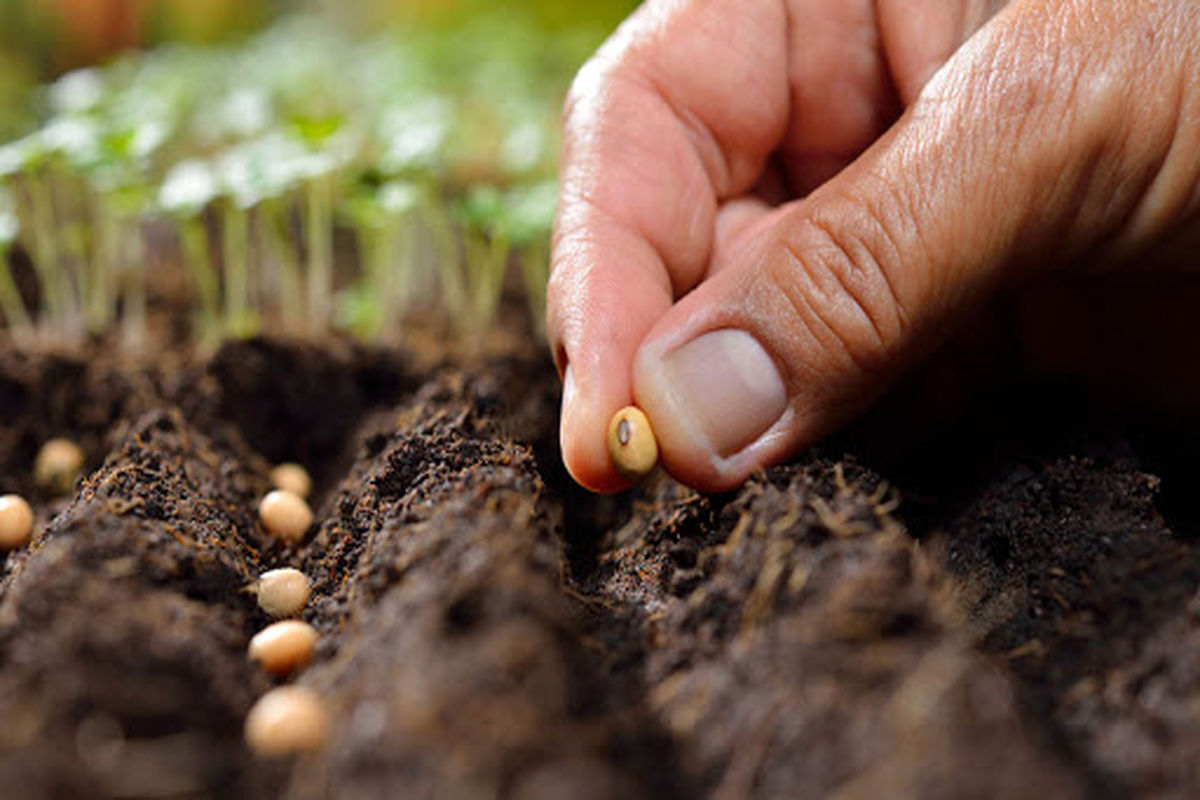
[38,116,103,170]
[338,178,424,339]
[500,119,549,177]
[376,98,451,175]
[450,184,511,334]
[33,438,85,496]
[255,567,311,617]
[607,406,659,482]
[48,69,106,116]
[0,494,34,551]
[248,620,318,676]
[259,490,314,544]
[0,10,602,346]
[502,180,556,332]
[216,87,273,140]
[0,186,32,340]
[160,160,219,216]
[159,160,221,340]
[244,686,329,757]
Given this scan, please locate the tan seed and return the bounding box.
[249,620,318,676]
[259,490,313,543]
[606,406,659,482]
[256,568,311,617]
[34,438,85,495]
[270,463,312,499]
[244,685,328,756]
[0,494,34,551]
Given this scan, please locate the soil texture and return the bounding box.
[2,326,1199,799]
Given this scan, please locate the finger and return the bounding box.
[711,198,773,271]
[780,0,1011,194]
[632,0,1200,491]
[548,0,790,491]
[781,0,900,195]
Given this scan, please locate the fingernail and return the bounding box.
[659,329,787,458]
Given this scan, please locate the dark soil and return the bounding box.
[2,321,1200,798]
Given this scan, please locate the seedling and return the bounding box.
[607,406,659,482]
[259,489,314,543]
[0,494,34,550]
[0,186,33,342]
[34,438,85,495]
[158,160,221,341]
[0,12,599,346]
[255,567,311,617]
[244,685,329,757]
[269,463,312,500]
[248,619,318,676]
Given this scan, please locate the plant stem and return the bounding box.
[120,221,146,351]
[304,177,333,337]
[259,199,304,336]
[423,202,466,325]
[222,200,254,337]
[179,215,220,343]
[0,245,33,343]
[379,216,404,334]
[472,231,508,328]
[521,237,549,337]
[89,195,119,335]
[26,174,72,339]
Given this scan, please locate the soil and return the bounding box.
[2,307,1200,798]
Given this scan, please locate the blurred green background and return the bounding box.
[0,0,637,139]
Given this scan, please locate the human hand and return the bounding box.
[548,0,1200,493]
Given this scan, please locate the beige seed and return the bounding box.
[259,490,313,543]
[606,406,659,482]
[249,620,318,676]
[33,438,85,495]
[244,685,329,756]
[0,494,34,551]
[270,463,312,499]
[256,568,311,617]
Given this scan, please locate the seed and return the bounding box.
[33,438,85,495]
[256,568,311,617]
[244,685,329,756]
[249,620,319,676]
[606,406,658,482]
[259,490,314,543]
[270,463,312,499]
[0,494,34,551]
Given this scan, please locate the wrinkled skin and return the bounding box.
[549,0,1200,492]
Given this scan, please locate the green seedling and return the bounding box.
[158,159,221,341]
[456,183,510,333]
[0,11,613,347]
[501,179,556,334]
[339,178,422,339]
[0,186,33,341]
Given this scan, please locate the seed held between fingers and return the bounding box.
[249,620,318,676]
[606,406,659,482]
[270,463,312,499]
[34,438,85,495]
[244,685,329,756]
[255,568,311,617]
[259,490,314,543]
[0,494,34,551]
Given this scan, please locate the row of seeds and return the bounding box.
[0,443,330,758]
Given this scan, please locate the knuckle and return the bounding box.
[764,200,911,377]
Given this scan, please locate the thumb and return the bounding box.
[632,0,1199,492]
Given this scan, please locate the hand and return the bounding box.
[548,0,1200,493]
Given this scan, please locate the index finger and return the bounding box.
[548,0,790,491]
